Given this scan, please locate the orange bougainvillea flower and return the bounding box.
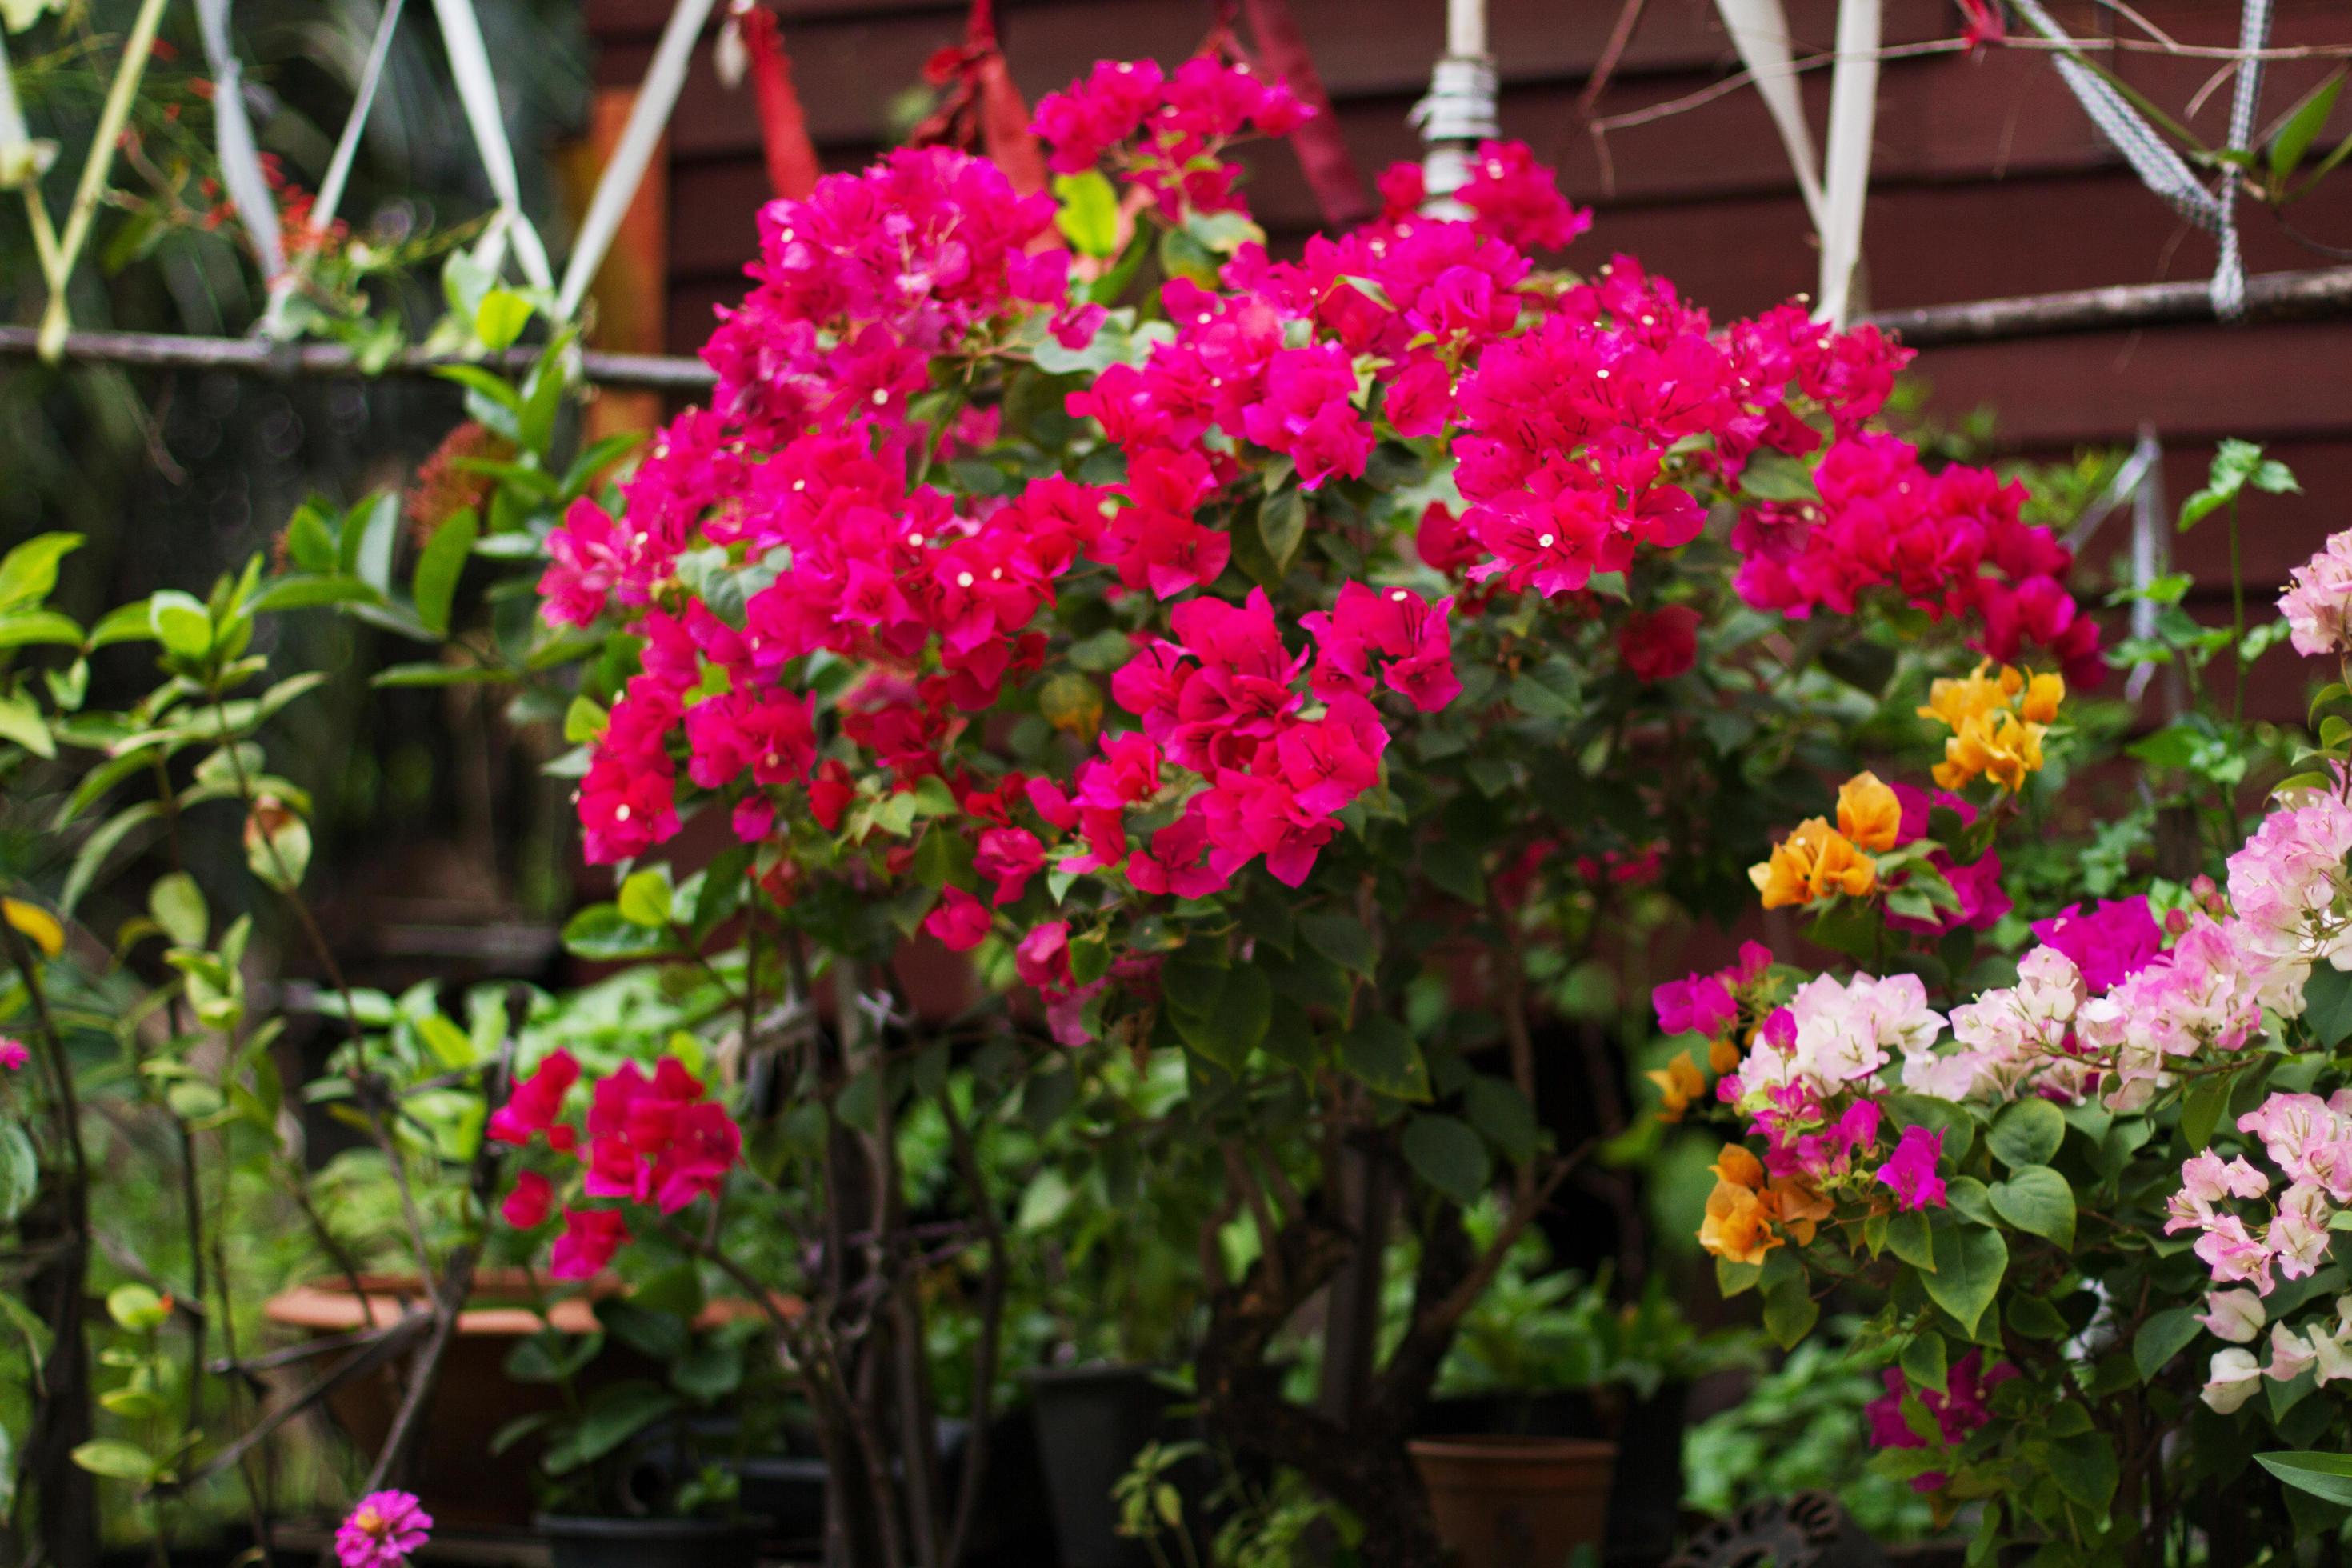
[1708,1033,1743,1075]
[1711,1142,1766,1191]
[1762,1178,1834,1246]
[1646,1050,1705,1122]
[1918,662,2062,792]
[1749,818,1878,910]
[1835,771,1902,852]
[1699,1178,1778,1265]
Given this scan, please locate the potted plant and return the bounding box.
[499,1288,776,1568]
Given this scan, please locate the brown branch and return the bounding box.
[938,1091,1008,1568]
[1862,264,2352,346]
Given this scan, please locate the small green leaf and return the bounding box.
[1298,912,1374,978]
[2046,1429,2118,1510]
[617,868,674,928]
[1920,1222,2007,1337]
[71,1439,158,1482]
[148,590,214,661]
[1338,1014,1429,1101]
[1052,170,1121,258]
[1464,1077,1539,1164]
[1987,1097,2065,1169]
[106,1284,168,1331]
[0,533,80,610]
[149,871,208,949]
[474,288,535,352]
[1402,1114,1490,1205]
[2134,1306,2202,1382]
[1902,1330,1948,1395]
[414,510,479,637]
[2271,70,2346,183]
[2306,965,2352,1048]
[1172,962,1271,1070]
[1989,1165,2076,1248]
[1762,1272,1819,1349]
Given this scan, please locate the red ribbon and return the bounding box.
[736,4,821,200]
[1209,0,1371,230]
[912,0,1048,194]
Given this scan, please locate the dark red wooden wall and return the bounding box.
[583,0,2352,708]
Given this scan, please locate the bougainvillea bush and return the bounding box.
[1660,495,2352,1562]
[482,50,2111,1565]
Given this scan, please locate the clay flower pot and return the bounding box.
[1407,1434,1617,1568]
[263,1270,798,1532]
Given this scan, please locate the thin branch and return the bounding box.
[0,324,717,393]
[937,1091,1007,1568]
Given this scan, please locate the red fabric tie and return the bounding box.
[737,4,820,200]
[912,0,1048,194]
[1209,0,1371,230]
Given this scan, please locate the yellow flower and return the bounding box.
[1646,1050,1706,1122]
[1749,818,1878,909]
[1918,662,2061,792]
[1699,1179,1779,1265]
[1835,771,1902,853]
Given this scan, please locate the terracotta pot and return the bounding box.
[1408,1434,1617,1568]
[262,1270,798,1532]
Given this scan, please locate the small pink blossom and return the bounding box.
[1874,1125,1947,1212]
[336,1490,432,1568]
[0,1037,26,1072]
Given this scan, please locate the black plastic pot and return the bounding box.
[1022,1363,1194,1568]
[536,1514,762,1568]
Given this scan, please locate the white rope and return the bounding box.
[1814,0,1880,326]
[0,29,54,190]
[427,0,554,291]
[2008,0,2261,321]
[1712,0,1826,230]
[554,0,718,320]
[194,0,286,292]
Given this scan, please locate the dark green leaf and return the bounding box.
[2306,966,2352,1047]
[2047,1430,2118,1511]
[545,1382,679,1474]
[1989,1165,2076,1248]
[1902,1331,1948,1395]
[1921,1222,2006,1336]
[1298,912,1375,977]
[1464,1077,1539,1164]
[1338,1014,1429,1101]
[1988,1097,2065,1169]
[1762,1272,1819,1349]
[2258,1450,2352,1507]
[1402,1114,1490,1205]
[2134,1306,2202,1382]
[1172,963,1271,1070]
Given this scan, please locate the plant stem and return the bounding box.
[2230,496,2246,727]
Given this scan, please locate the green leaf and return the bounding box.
[562,903,678,961]
[417,1014,479,1069]
[544,1382,679,1474]
[1257,489,1306,578]
[61,802,164,916]
[71,1439,158,1482]
[2271,70,2346,183]
[2047,1429,2118,1511]
[1464,1077,1538,1164]
[1902,1330,1948,1395]
[0,609,83,649]
[1988,1097,2065,1169]
[1920,1222,2007,1337]
[1338,1014,1430,1101]
[2306,965,2352,1048]
[1298,912,1375,978]
[1888,1210,1935,1271]
[2184,1074,2235,1152]
[1740,450,1817,502]
[0,533,80,610]
[1402,1114,1490,1205]
[414,510,479,637]
[148,590,214,661]
[617,868,674,928]
[247,575,383,614]
[149,872,208,948]
[474,288,535,352]
[2134,1306,2203,1382]
[106,1283,169,1330]
[0,693,54,758]
[371,661,512,688]
[1989,1165,2076,1248]
[0,1124,36,1225]
[1052,170,1121,258]
[2258,1450,2352,1507]
[1762,1272,1818,1350]
[1172,962,1271,1070]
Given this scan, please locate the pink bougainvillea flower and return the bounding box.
[1616,605,1701,682]
[925,886,993,951]
[549,1207,631,1280]
[1874,1125,1947,1211]
[487,1050,579,1147]
[336,1491,432,1568]
[0,1037,26,1072]
[501,1170,553,1230]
